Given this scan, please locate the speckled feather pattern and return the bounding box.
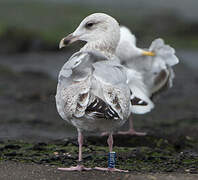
[56,51,131,132]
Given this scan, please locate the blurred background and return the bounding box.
[0,0,197,142]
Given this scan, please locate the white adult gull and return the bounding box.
[116,26,179,135]
[56,13,133,172]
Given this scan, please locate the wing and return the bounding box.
[91,59,131,120]
[92,59,127,86]
[85,96,120,120]
[56,51,107,120]
[56,51,131,121]
[129,86,154,114]
[56,52,89,120]
[125,67,154,114]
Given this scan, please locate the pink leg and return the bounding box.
[108,133,113,152]
[78,130,83,162]
[118,115,147,136]
[94,133,128,172]
[58,130,92,171]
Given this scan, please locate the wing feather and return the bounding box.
[56,50,131,121]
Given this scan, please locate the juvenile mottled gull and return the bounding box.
[56,13,131,172]
[116,26,179,135]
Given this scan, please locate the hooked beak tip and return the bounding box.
[59,38,66,49]
[59,33,78,49]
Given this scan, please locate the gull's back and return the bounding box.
[116,26,138,62]
[56,50,131,132]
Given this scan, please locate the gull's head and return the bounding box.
[59,13,120,53]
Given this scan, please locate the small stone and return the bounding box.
[4,144,21,150]
[53,152,59,156]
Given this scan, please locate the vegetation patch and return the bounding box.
[0,134,198,173]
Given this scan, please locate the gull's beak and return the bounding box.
[142,51,155,56]
[59,33,79,49]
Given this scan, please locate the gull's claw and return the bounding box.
[94,167,128,172]
[58,165,92,171]
[118,129,147,136]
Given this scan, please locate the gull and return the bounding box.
[56,13,132,172]
[116,26,179,135]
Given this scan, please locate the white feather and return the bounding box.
[116,26,179,115]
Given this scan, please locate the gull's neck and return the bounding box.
[80,41,115,59]
[80,32,120,59]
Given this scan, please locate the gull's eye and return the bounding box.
[85,22,95,29]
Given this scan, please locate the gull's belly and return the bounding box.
[69,116,126,132]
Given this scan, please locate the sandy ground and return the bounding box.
[0,161,198,180]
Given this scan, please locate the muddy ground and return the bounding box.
[0,51,198,179]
